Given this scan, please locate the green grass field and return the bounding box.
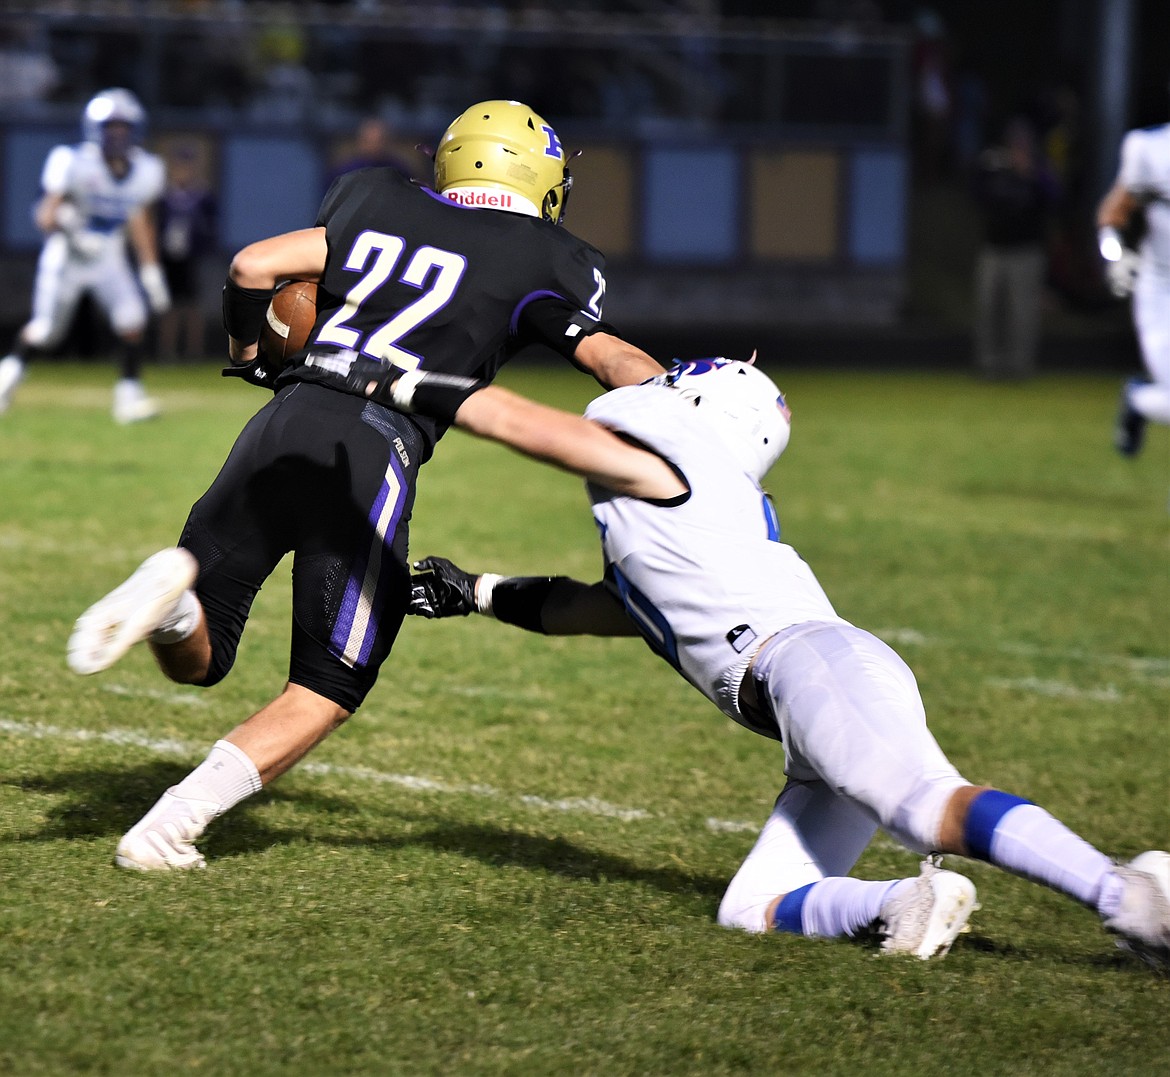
[1,362,1167,1076]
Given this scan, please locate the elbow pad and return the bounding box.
[517,295,621,361]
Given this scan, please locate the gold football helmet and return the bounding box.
[434,100,572,223]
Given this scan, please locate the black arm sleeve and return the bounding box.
[515,294,622,361]
[492,576,574,634]
[222,277,275,344]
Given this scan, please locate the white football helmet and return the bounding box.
[82,88,146,152]
[654,357,790,481]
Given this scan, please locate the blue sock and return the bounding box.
[963,789,1113,907]
[771,883,815,935]
[770,878,908,938]
[964,790,1032,861]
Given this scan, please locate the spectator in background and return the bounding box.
[971,116,1059,380]
[158,145,218,361]
[0,20,58,107]
[248,21,315,125]
[324,116,416,192]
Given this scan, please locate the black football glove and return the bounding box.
[221,355,277,390]
[409,556,479,618]
[340,357,409,406]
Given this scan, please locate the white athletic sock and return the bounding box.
[148,588,201,644]
[799,876,909,938]
[1095,872,1127,920]
[169,739,263,816]
[987,803,1114,908]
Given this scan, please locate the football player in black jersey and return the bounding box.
[66,100,665,871]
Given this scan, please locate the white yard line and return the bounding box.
[0,717,687,828]
[985,677,1123,703]
[102,684,209,707]
[876,627,1170,679]
[0,717,192,757]
[3,627,1163,837]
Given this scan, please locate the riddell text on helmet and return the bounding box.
[443,189,516,209]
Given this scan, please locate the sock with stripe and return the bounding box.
[964,789,1115,910]
[771,876,912,938]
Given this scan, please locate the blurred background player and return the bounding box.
[0,88,170,422]
[157,143,217,361]
[1097,109,1170,456]
[64,99,664,871]
[395,357,1170,968]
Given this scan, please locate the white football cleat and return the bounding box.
[114,789,215,871]
[879,858,979,959]
[112,378,161,424]
[1104,850,1170,971]
[0,354,25,414]
[67,547,197,675]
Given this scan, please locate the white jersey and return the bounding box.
[23,141,166,349]
[41,141,166,260]
[1118,124,1170,279]
[584,384,845,733]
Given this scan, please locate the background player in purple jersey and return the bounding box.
[66,100,665,871]
[383,357,1169,969]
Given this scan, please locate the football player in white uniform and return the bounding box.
[0,88,170,423]
[1098,119,1170,456]
[391,356,1169,968]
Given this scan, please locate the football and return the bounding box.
[260,279,318,370]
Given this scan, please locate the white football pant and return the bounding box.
[24,233,147,350]
[718,623,967,933]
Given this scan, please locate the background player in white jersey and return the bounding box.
[1097,117,1170,456]
[388,357,1169,968]
[0,88,170,423]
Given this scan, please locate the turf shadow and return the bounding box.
[3,759,201,840]
[3,761,729,905]
[404,820,730,901]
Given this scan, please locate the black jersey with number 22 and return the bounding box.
[280,167,608,454]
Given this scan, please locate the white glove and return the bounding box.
[138,263,172,315]
[1105,248,1140,298]
[1098,226,1140,298]
[54,201,84,234]
[66,231,106,260]
[54,202,105,260]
